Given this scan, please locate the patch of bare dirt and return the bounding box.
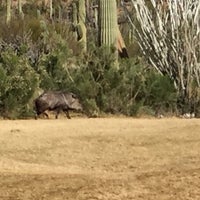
[0,118,200,199]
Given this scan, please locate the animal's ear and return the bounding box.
[71,93,77,99]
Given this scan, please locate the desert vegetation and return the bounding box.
[0,2,200,199]
[0,0,199,119]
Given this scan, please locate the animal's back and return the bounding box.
[39,91,65,108]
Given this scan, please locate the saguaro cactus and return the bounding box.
[71,0,87,52]
[6,0,11,25]
[78,0,87,51]
[49,0,53,20]
[72,2,78,36]
[18,0,24,19]
[98,0,118,51]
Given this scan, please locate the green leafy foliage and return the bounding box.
[49,46,178,117]
[0,4,179,119]
[0,48,39,118]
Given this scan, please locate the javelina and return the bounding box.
[34,91,83,119]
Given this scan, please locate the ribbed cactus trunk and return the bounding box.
[6,0,11,25]
[72,0,87,52]
[18,0,24,19]
[98,0,119,67]
[78,0,87,52]
[72,2,78,38]
[98,0,118,52]
[49,0,53,20]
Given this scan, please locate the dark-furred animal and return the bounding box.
[34,91,83,119]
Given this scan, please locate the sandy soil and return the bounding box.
[0,117,200,200]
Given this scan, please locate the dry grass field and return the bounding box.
[0,117,200,200]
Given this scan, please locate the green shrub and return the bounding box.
[48,46,178,117]
[144,72,178,115]
[0,15,179,119]
[0,48,39,118]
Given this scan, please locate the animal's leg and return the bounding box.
[35,112,49,119]
[35,111,49,119]
[55,109,61,119]
[64,110,71,119]
[34,110,40,120]
[43,112,49,118]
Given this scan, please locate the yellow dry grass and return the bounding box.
[0,117,200,200]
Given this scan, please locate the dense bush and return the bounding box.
[42,46,178,117]
[0,17,178,119]
[0,48,39,118]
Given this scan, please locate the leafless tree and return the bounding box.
[122,0,200,113]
